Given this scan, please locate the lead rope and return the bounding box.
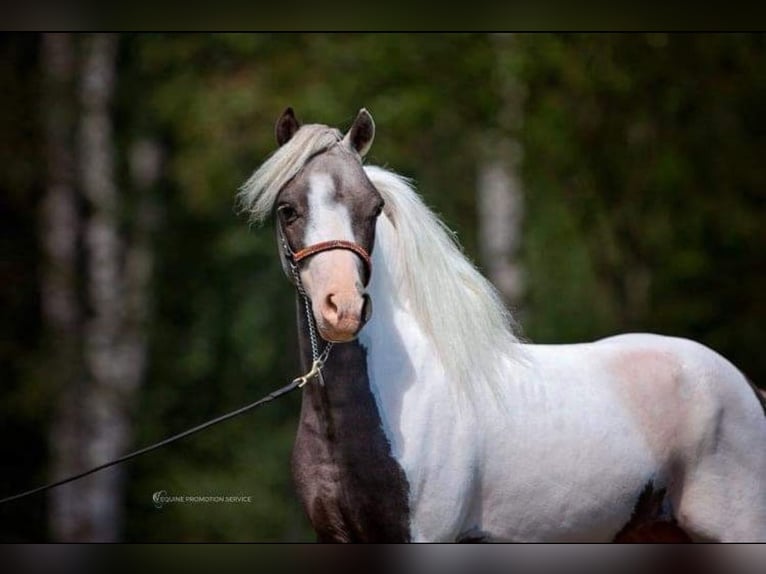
[0,245,332,506]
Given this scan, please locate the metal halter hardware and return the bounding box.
[277,220,372,387]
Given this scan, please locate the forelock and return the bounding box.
[238,125,342,223]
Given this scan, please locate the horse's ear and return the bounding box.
[343,108,375,157]
[276,107,300,146]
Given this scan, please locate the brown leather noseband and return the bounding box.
[293,240,372,285]
[279,222,372,287]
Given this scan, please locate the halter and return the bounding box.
[274,138,373,285]
[278,221,373,288]
[292,241,372,286]
[277,220,373,386]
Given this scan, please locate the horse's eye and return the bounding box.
[374,201,385,217]
[278,204,298,224]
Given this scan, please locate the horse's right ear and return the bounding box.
[275,107,300,146]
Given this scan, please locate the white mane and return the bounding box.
[238,124,342,222]
[364,166,525,404]
[239,127,524,404]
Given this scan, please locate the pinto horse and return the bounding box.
[239,108,766,542]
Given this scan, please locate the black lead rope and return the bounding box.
[2,229,340,507]
[0,377,305,506]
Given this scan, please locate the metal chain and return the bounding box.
[290,260,333,387]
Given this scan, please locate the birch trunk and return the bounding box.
[477,34,525,307]
[46,33,157,542]
[77,32,129,542]
[42,32,89,543]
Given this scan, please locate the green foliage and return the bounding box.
[518,34,766,386]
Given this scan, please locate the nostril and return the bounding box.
[361,294,372,324]
[325,293,338,317]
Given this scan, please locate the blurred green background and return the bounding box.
[0,33,764,541]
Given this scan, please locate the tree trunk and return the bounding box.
[477,34,525,307]
[477,152,524,304]
[78,32,129,542]
[41,31,89,543]
[45,33,157,542]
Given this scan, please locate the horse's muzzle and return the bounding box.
[316,292,372,343]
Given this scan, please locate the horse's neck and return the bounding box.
[293,253,490,540]
[293,287,417,424]
[294,297,365,408]
[357,247,465,452]
[293,297,411,541]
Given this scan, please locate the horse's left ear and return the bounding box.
[343,108,375,157]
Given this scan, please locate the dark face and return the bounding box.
[276,145,384,342]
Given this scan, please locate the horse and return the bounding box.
[239,107,766,542]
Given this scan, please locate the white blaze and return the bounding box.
[302,173,365,340]
[304,173,355,246]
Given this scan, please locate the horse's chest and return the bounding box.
[291,371,411,542]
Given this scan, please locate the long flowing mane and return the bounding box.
[364,166,524,403]
[239,126,524,403]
